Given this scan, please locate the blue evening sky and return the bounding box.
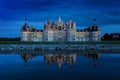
[0,0,120,37]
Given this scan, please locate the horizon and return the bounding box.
[0,0,120,38]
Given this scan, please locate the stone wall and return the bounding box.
[0,44,120,52]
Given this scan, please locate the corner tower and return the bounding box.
[91,18,101,41]
[21,19,30,41]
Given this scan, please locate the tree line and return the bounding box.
[0,38,20,41]
[102,33,120,41]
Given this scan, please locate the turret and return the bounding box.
[47,18,51,24]
[73,22,76,30]
[69,18,72,24]
[91,18,99,31]
[58,16,61,23]
[21,18,29,31]
[57,16,62,27]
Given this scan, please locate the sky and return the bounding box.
[0,0,120,37]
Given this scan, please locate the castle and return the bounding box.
[21,17,101,42]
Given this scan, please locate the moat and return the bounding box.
[0,51,120,80]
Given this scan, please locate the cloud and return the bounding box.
[84,0,120,9]
[1,0,61,11]
[0,0,120,37]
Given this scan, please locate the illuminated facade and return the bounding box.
[21,17,101,42]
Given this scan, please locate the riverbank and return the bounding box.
[0,41,120,45]
[0,49,120,54]
[0,44,120,52]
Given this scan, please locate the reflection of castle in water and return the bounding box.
[84,53,100,67]
[20,54,38,66]
[44,54,76,68]
[20,53,100,68]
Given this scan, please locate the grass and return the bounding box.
[0,41,120,45]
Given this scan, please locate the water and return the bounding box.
[0,51,120,80]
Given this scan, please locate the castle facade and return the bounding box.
[21,17,101,42]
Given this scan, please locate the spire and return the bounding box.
[58,16,61,23]
[94,18,96,25]
[73,22,76,29]
[25,18,28,24]
[23,18,29,30]
[69,18,72,23]
[47,18,51,24]
[91,18,99,31]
